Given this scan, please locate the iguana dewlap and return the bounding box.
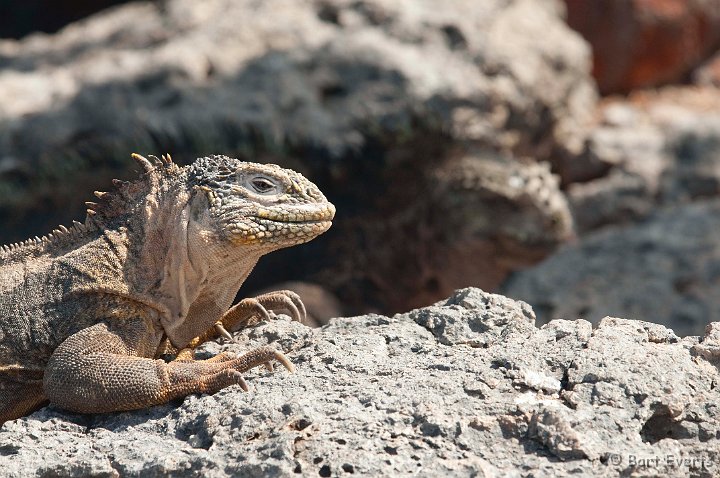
[0,153,334,424]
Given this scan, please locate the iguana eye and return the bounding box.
[250,177,276,194]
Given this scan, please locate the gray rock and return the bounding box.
[568,88,720,234]
[347,150,574,313]
[0,0,592,313]
[0,0,593,231]
[1,288,718,477]
[503,199,720,337]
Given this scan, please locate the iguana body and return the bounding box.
[0,154,334,424]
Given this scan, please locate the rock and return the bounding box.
[0,0,593,313]
[331,149,574,312]
[409,287,536,347]
[691,322,720,363]
[564,0,720,93]
[565,97,666,231]
[0,0,594,223]
[568,87,720,233]
[503,199,720,336]
[1,288,718,477]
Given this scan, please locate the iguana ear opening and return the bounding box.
[192,185,217,215]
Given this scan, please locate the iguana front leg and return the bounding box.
[188,290,307,347]
[222,290,307,330]
[43,316,291,414]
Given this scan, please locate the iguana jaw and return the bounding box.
[228,203,336,246]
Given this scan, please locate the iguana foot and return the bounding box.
[169,346,295,395]
[185,291,308,349]
[44,320,297,414]
[218,290,307,335]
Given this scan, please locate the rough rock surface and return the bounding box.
[503,199,720,337]
[564,0,720,94]
[0,0,591,313]
[1,288,718,477]
[330,149,574,312]
[568,87,720,233]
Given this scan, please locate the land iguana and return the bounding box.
[0,153,335,424]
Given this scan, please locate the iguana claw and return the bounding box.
[214,322,234,342]
[219,290,308,332]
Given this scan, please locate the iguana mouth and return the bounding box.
[253,204,336,223]
[228,203,335,245]
[253,217,334,226]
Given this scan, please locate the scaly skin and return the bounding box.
[0,154,334,423]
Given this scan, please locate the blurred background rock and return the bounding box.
[1,0,720,335]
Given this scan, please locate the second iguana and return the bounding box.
[0,153,335,424]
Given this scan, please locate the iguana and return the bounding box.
[0,153,335,424]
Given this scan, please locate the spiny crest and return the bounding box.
[85,153,182,220]
[1,153,181,262]
[130,152,179,176]
[0,220,92,261]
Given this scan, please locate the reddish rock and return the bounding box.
[564,0,720,94]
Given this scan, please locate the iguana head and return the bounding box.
[95,153,335,253]
[188,156,335,249]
